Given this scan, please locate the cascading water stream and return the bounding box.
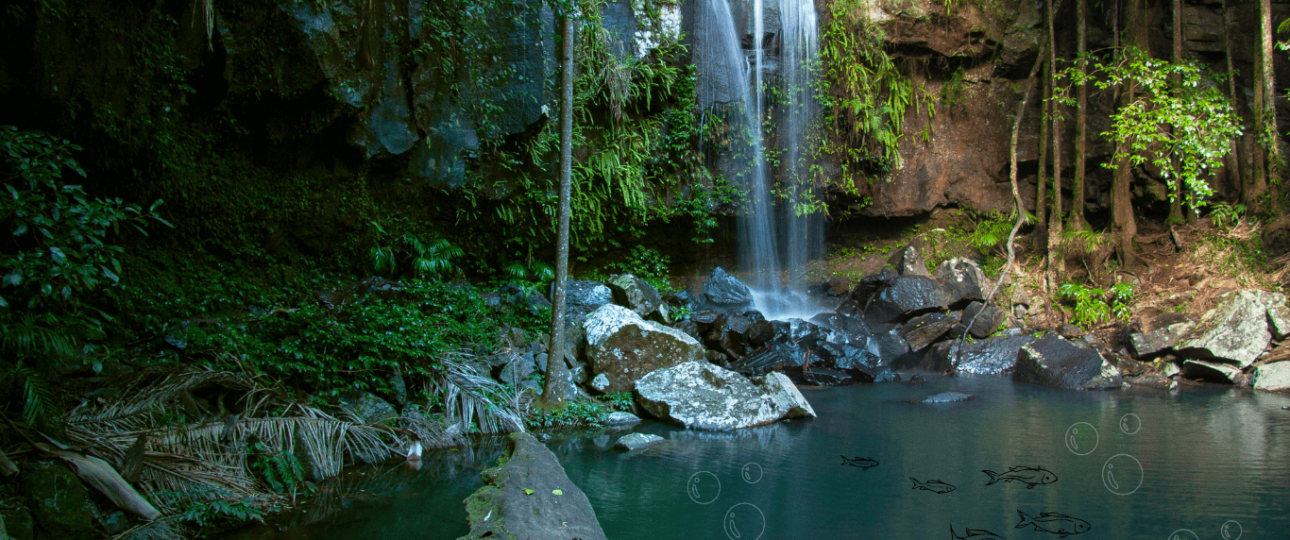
[701,0,823,320]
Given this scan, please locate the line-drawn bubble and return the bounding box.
[722,502,766,540]
[687,471,721,505]
[1065,422,1099,456]
[1119,413,1142,435]
[1101,454,1143,495]
[1167,529,1200,540]
[1220,520,1243,540]
[740,462,763,484]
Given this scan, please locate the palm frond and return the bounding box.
[427,355,524,435]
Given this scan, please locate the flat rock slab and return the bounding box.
[1182,360,1243,384]
[1129,317,1195,358]
[458,433,607,540]
[1254,361,1290,392]
[1177,289,1283,368]
[584,304,704,393]
[1014,334,1123,390]
[921,392,975,403]
[614,433,665,451]
[635,361,817,430]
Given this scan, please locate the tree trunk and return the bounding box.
[1036,64,1050,241]
[1222,0,1242,200]
[1167,0,1185,223]
[1260,0,1281,185]
[541,13,577,407]
[1251,29,1269,208]
[1070,0,1088,230]
[1046,0,1064,287]
[1112,0,1142,266]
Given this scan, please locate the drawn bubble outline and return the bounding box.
[1120,413,1142,435]
[1101,454,1144,496]
[722,502,766,540]
[1167,529,1200,540]
[686,471,721,505]
[1220,520,1243,540]
[1065,422,1100,456]
[741,462,763,484]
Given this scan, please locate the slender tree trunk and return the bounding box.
[542,13,577,407]
[1037,65,1050,240]
[1260,0,1281,184]
[1112,0,1141,266]
[1167,0,1186,223]
[1252,26,1269,207]
[1071,0,1089,230]
[1223,0,1242,200]
[1046,0,1064,286]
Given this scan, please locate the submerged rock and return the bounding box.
[614,433,665,451]
[1176,289,1280,368]
[603,411,642,425]
[634,361,817,430]
[921,392,975,403]
[459,433,607,540]
[583,305,704,393]
[700,267,754,311]
[1014,334,1123,390]
[1253,361,1290,392]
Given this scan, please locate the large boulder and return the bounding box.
[1254,361,1290,392]
[563,280,615,321]
[459,433,607,540]
[22,461,95,540]
[634,362,817,430]
[583,305,704,393]
[934,258,989,308]
[961,301,1006,339]
[607,273,667,321]
[700,267,754,311]
[865,276,950,324]
[898,312,958,352]
[1176,289,1283,368]
[953,335,1037,375]
[1014,334,1123,390]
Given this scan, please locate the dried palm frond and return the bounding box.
[67,369,267,433]
[427,355,524,435]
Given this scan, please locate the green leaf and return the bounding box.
[552,489,563,496]
[523,488,534,496]
[49,247,66,265]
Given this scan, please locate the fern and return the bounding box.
[12,363,56,427]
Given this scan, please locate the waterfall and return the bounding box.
[779,0,822,291]
[699,0,822,319]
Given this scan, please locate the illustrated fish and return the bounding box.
[910,477,956,494]
[841,456,879,470]
[951,525,1005,540]
[982,466,1058,488]
[1016,510,1091,537]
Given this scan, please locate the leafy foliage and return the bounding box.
[1058,282,1134,328]
[526,399,609,428]
[1057,47,1241,212]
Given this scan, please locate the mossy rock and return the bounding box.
[21,461,96,540]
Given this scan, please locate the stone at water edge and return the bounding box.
[634,361,817,431]
[459,433,607,540]
[614,433,665,451]
[583,304,704,394]
[1176,289,1278,369]
[948,334,1038,376]
[1014,333,1123,390]
[1253,361,1290,392]
[898,312,957,352]
[1181,360,1243,384]
[1128,316,1195,358]
[603,411,642,425]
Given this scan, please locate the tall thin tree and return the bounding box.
[1251,1,1269,207]
[1046,0,1065,288]
[1260,0,1281,181]
[1222,0,1244,201]
[1110,0,1141,265]
[542,7,578,407]
[1167,0,1186,223]
[1070,0,1089,230]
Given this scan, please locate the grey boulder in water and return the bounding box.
[921,392,975,403]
